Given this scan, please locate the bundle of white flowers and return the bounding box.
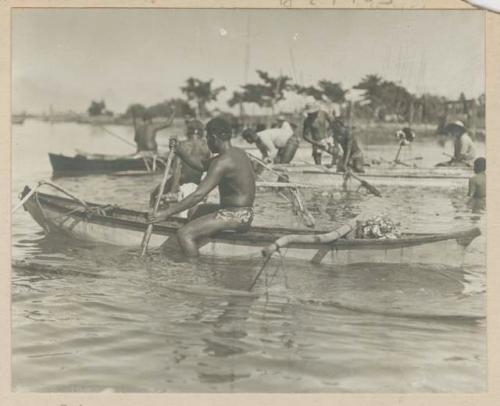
[355,215,401,240]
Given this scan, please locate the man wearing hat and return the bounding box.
[302,102,335,165]
[437,120,476,166]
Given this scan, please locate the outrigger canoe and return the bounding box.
[20,187,481,266]
[268,163,473,186]
[49,152,166,177]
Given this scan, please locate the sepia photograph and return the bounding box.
[10,6,486,393]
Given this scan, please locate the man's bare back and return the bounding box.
[210,147,256,208]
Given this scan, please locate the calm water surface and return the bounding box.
[11,120,486,392]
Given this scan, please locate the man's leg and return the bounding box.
[280,138,299,164]
[352,156,365,173]
[175,212,244,257]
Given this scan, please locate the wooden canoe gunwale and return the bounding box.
[23,190,481,252]
[48,153,163,176]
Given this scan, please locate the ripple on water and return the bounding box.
[11,121,486,392]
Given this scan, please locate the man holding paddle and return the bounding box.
[149,118,211,206]
[302,102,335,166]
[147,117,256,257]
[332,116,365,173]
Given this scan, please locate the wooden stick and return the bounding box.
[12,185,39,213]
[98,125,136,148]
[248,254,273,291]
[262,221,355,259]
[140,145,176,257]
[346,170,382,197]
[256,181,316,189]
[248,153,316,227]
[249,220,356,290]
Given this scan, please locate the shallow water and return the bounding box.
[11,120,486,392]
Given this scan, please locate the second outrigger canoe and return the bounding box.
[19,187,481,266]
[49,152,166,177]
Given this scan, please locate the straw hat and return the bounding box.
[304,102,320,114]
[446,120,467,133]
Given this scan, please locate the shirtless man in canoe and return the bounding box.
[148,117,256,257]
[134,112,174,153]
[149,118,211,206]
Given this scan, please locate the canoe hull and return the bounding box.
[48,153,160,176]
[21,189,481,266]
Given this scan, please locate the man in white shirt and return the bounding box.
[242,117,299,164]
[436,120,476,167]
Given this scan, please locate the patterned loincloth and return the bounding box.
[215,207,254,225]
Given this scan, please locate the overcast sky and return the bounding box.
[12,9,485,114]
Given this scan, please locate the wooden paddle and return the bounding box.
[305,141,381,197]
[344,169,382,197]
[140,139,176,257]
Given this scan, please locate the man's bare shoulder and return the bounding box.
[211,147,249,166]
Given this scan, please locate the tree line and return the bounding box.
[89,70,485,126]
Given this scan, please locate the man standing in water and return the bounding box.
[468,157,486,198]
[149,118,211,206]
[148,117,256,257]
[134,112,174,153]
[332,116,365,173]
[302,102,334,165]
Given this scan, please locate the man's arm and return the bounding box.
[152,112,176,132]
[468,177,476,197]
[254,138,270,159]
[302,120,326,149]
[453,138,463,161]
[150,159,226,222]
[343,134,353,167]
[257,132,278,159]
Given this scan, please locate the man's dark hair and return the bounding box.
[206,117,232,141]
[242,128,256,141]
[256,123,266,132]
[474,157,486,174]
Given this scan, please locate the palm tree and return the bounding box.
[254,70,292,114]
[293,84,323,101]
[354,74,384,120]
[227,91,246,118]
[318,80,347,104]
[181,78,226,118]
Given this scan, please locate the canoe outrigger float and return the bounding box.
[19,185,481,266]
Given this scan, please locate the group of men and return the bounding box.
[140,107,483,258]
[240,102,366,173]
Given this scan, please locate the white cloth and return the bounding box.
[257,122,294,159]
